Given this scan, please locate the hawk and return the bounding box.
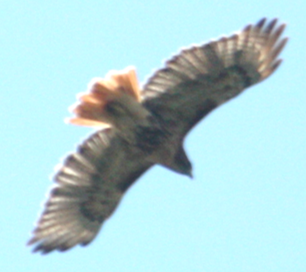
[28,18,287,253]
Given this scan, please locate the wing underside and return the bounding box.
[28,17,287,255]
[28,129,151,253]
[142,18,287,135]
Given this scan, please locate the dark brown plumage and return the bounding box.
[28,18,287,254]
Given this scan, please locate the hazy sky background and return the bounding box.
[1,1,305,271]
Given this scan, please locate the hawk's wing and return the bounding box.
[142,18,287,136]
[28,18,287,254]
[28,129,152,254]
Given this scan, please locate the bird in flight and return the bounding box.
[28,18,287,254]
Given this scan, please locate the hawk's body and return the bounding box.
[28,18,287,253]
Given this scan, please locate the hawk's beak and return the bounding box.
[187,171,193,179]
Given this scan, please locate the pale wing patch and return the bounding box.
[142,18,287,136]
[142,18,287,101]
[67,67,141,128]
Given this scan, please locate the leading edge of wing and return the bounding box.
[142,18,288,135]
[28,129,151,254]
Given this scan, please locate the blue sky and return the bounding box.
[1,1,305,271]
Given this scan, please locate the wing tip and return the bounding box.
[27,231,96,254]
[257,19,288,80]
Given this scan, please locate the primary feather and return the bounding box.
[28,18,287,254]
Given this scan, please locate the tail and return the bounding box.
[67,67,142,128]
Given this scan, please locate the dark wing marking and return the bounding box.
[28,129,152,254]
[142,18,287,136]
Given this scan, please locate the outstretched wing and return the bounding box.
[28,129,152,254]
[142,18,287,136]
